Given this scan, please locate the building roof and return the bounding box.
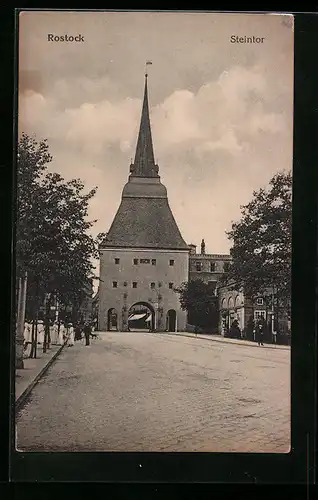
[100,196,189,250]
[100,72,188,251]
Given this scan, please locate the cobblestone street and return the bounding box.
[16,332,290,453]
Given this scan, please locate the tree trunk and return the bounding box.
[43,294,51,353]
[29,293,37,358]
[34,313,38,359]
[16,271,28,369]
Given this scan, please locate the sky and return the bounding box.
[19,11,294,258]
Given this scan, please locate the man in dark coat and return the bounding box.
[83,323,91,346]
[229,319,241,339]
[256,322,264,346]
[74,324,82,341]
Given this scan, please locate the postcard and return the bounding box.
[15,10,293,459]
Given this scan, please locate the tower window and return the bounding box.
[132,282,137,288]
[123,281,127,287]
[169,282,174,289]
[112,281,118,288]
[114,258,120,265]
[133,258,138,265]
[150,282,155,289]
[256,297,264,306]
[151,259,156,265]
[158,282,162,288]
[196,261,202,271]
[210,262,216,272]
[169,259,175,266]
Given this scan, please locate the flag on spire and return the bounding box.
[145,61,152,77]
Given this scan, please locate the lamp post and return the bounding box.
[152,286,163,332]
[270,285,276,344]
[122,292,128,331]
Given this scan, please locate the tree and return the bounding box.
[175,279,218,331]
[16,133,52,278]
[223,171,292,307]
[16,133,98,354]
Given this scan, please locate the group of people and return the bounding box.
[23,319,96,350]
[225,319,269,346]
[72,322,95,346]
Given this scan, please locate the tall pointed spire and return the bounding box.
[130,72,159,178]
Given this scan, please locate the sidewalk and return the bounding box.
[165,332,290,350]
[15,343,66,409]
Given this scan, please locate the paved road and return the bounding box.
[16,332,290,453]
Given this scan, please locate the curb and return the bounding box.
[16,343,66,412]
[164,332,290,351]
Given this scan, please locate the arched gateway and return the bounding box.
[166,309,177,332]
[128,302,155,332]
[107,308,118,331]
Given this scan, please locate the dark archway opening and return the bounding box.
[166,309,177,332]
[128,302,155,332]
[107,308,118,331]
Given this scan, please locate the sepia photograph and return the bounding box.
[15,10,293,453]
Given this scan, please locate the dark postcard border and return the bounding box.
[6,9,318,484]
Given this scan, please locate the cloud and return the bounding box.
[19,61,291,257]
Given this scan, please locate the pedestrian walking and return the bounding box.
[83,322,91,346]
[50,321,58,345]
[37,320,45,344]
[23,320,32,357]
[56,322,64,345]
[67,323,75,346]
[272,330,277,344]
[23,320,32,345]
[256,322,264,346]
[74,324,82,341]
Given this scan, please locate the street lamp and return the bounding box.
[151,285,162,332]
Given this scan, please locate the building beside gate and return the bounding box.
[188,239,232,293]
[218,283,290,342]
[98,73,189,332]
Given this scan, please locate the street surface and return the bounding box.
[16,332,290,452]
